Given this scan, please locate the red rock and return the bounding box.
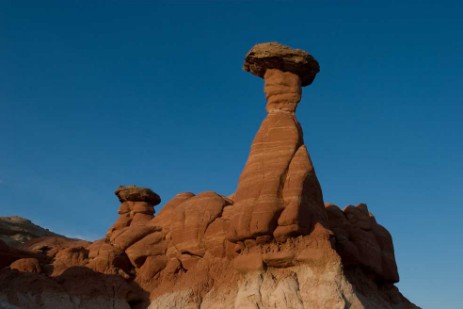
[275,145,326,242]
[10,257,41,273]
[108,199,156,238]
[88,239,119,259]
[107,213,131,237]
[125,231,166,268]
[264,68,301,112]
[131,201,155,215]
[203,218,228,257]
[262,251,295,268]
[228,111,303,241]
[115,185,161,206]
[170,192,227,256]
[118,202,131,214]
[256,235,273,245]
[87,239,112,259]
[52,246,90,276]
[149,192,195,228]
[138,255,168,281]
[233,253,264,273]
[131,213,153,226]
[55,246,88,265]
[228,48,325,243]
[162,258,181,275]
[110,225,158,251]
[178,254,200,271]
[0,43,417,309]
[86,240,132,276]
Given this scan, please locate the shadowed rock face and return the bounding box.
[0,216,62,247]
[115,185,161,206]
[0,42,418,309]
[325,203,399,283]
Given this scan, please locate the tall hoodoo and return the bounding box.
[228,42,326,243]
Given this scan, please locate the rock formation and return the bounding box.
[228,42,326,244]
[0,216,61,247]
[0,42,419,309]
[107,186,160,238]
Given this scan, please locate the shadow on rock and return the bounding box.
[0,266,149,309]
[343,267,421,309]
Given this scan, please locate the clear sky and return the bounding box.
[1,1,462,308]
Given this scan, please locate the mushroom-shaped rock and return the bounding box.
[227,43,326,243]
[107,186,160,238]
[243,42,320,86]
[115,185,161,206]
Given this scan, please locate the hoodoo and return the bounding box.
[0,42,419,309]
[228,42,327,243]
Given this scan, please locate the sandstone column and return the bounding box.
[228,42,327,243]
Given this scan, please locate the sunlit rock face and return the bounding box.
[227,43,326,244]
[0,43,418,309]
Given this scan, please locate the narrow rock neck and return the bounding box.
[264,69,302,113]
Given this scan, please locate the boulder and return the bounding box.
[243,42,320,86]
[171,192,228,256]
[115,185,161,206]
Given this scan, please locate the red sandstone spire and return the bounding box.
[227,42,327,243]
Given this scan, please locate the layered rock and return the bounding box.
[107,185,160,238]
[243,42,319,86]
[228,42,326,243]
[86,186,163,278]
[0,42,418,309]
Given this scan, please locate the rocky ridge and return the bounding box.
[0,42,419,309]
[0,216,62,247]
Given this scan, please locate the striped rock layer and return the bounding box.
[227,69,326,243]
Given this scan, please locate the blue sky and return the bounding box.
[1,1,462,308]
